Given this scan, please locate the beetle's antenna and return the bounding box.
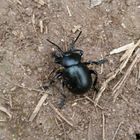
[73,31,82,44]
[47,39,64,54]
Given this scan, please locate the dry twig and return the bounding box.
[15,0,22,5]
[66,5,72,17]
[110,42,134,55]
[112,122,123,140]
[102,113,105,140]
[94,70,119,106]
[94,39,140,106]
[0,119,6,122]
[113,49,140,101]
[0,106,12,119]
[9,95,12,108]
[49,103,74,127]
[34,0,45,5]
[138,64,140,79]
[84,95,103,110]
[29,93,48,122]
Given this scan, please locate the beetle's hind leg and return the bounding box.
[90,70,99,93]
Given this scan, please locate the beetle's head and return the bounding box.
[61,52,81,67]
[47,31,82,67]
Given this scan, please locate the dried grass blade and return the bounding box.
[0,106,12,119]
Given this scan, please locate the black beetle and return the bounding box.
[45,31,106,107]
[136,133,140,140]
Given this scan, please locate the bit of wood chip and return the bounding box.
[121,23,126,29]
[72,25,82,33]
[90,0,103,8]
[32,14,35,25]
[9,95,12,108]
[110,42,134,55]
[138,65,140,79]
[39,20,44,33]
[0,106,12,119]
[71,102,77,107]
[29,93,48,122]
[34,0,45,5]
[45,26,48,34]
[66,5,72,17]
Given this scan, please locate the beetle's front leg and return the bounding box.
[90,70,99,93]
[42,68,64,90]
[51,51,63,64]
[84,59,108,65]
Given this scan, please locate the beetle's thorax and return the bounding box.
[62,52,81,67]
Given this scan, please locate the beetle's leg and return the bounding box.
[58,81,67,109]
[90,70,99,93]
[42,69,63,90]
[84,59,108,65]
[51,51,63,64]
[42,73,62,90]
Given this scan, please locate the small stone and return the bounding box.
[121,23,126,29]
[38,67,42,72]
[19,32,25,40]
[38,45,44,52]
[3,89,6,94]
[25,7,33,16]
[90,0,103,7]
[112,109,115,112]
[12,30,18,36]
[21,83,25,87]
[10,86,17,91]
[26,67,32,75]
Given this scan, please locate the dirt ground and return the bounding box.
[0,0,140,140]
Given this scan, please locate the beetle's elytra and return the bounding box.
[45,31,107,107]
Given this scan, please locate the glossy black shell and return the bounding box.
[62,52,81,67]
[56,52,93,94]
[63,63,92,94]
